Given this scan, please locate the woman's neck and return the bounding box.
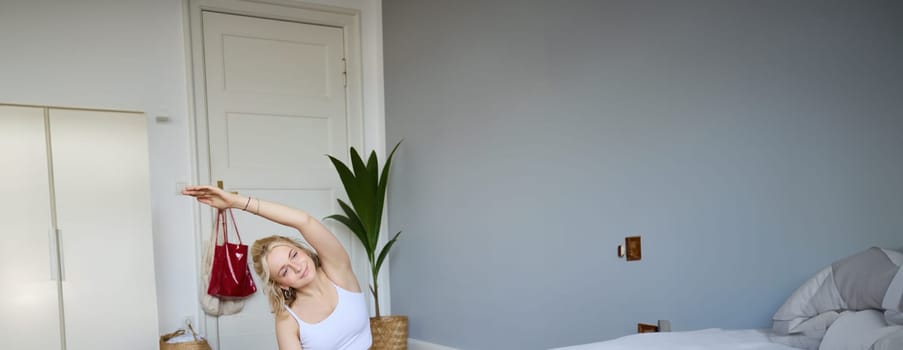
[295,268,331,298]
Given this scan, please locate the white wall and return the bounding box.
[0,0,384,336]
[0,0,196,335]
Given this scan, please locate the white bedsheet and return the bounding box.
[551,328,802,350]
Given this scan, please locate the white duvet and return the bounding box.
[551,328,802,350]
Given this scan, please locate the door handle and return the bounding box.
[48,228,59,281]
[217,180,239,194]
[57,229,65,282]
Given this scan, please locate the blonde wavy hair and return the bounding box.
[250,235,320,316]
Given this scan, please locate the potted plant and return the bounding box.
[326,141,406,349]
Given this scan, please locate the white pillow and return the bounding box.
[819,310,897,350]
[773,267,846,335]
[796,311,843,335]
[871,328,903,350]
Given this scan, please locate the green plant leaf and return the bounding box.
[375,141,402,228]
[335,199,375,255]
[366,150,379,191]
[327,155,362,206]
[324,213,368,258]
[374,231,401,276]
[348,148,377,237]
[329,154,375,244]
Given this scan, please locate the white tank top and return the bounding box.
[282,282,372,350]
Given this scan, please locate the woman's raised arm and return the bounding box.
[182,185,352,273]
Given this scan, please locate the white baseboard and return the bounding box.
[408,338,459,350]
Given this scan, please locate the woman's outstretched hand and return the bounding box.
[182,185,240,210]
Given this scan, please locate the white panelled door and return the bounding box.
[201,11,363,349]
[0,106,61,350]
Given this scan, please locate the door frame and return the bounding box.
[184,0,388,347]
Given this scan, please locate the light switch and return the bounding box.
[637,323,658,333]
[625,236,641,261]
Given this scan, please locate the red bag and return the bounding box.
[207,209,257,298]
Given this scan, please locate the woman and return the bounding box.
[183,185,372,350]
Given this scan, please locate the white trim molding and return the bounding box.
[409,338,461,350]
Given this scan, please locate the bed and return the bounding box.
[554,247,903,350]
[551,328,800,350]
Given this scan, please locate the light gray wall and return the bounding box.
[383,0,903,349]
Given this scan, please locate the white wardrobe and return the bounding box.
[0,105,159,349]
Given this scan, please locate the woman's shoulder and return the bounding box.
[319,266,362,293]
[275,309,298,330]
[274,309,303,350]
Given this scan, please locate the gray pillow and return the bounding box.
[885,311,903,326]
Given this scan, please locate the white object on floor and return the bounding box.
[551,328,802,350]
[166,333,207,344]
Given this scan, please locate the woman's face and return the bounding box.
[267,245,316,290]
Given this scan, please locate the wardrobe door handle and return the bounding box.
[57,229,66,282]
[48,229,59,281]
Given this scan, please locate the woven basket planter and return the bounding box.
[370,315,408,350]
